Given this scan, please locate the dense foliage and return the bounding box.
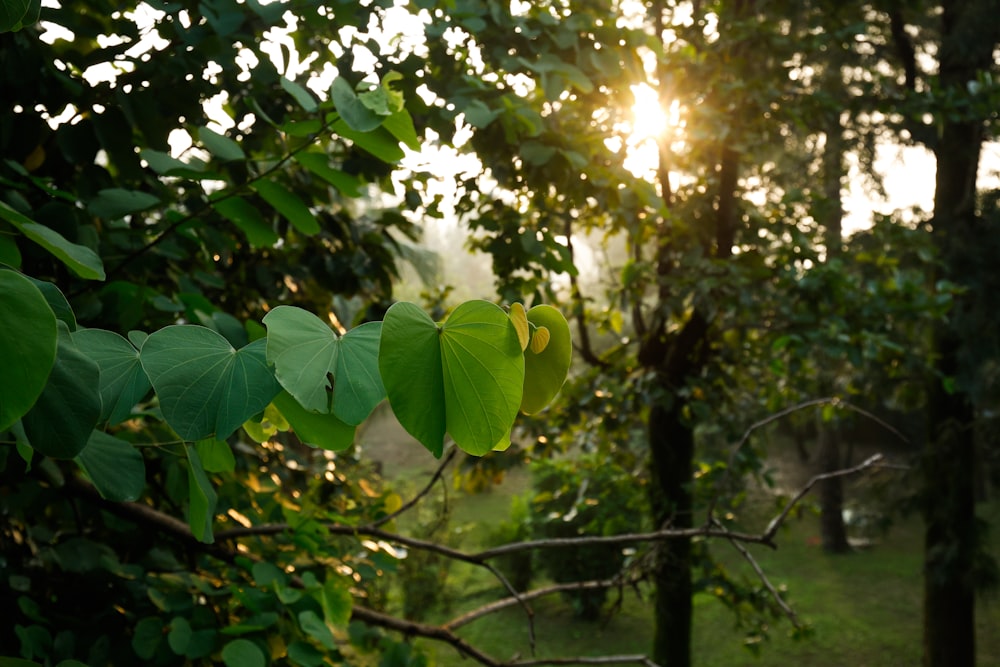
[1,1,999,667]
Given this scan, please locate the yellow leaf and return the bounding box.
[23,145,45,172]
[509,302,529,350]
[529,326,550,354]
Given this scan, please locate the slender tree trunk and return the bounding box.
[648,397,695,667]
[817,124,850,554]
[816,411,850,552]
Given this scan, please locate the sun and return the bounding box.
[623,83,680,178]
[630,83,670,140]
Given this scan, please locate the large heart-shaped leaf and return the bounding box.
[263,306,385,425]
[520,305,572,414]
[73,328,152,425]
[140,326,280,441]
[0,270,57,431]
[21,321,103,458]
[76,430,146,502]
[379,300,524,457]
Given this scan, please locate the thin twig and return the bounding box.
[715,519,803,629]
[763,453,885,541]
[445,578,623,630]
[372,445,457,527]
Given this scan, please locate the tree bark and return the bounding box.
[817,123,850,554]
[816,411,851,553]
[922,2,997,664]
[648,397,695,667]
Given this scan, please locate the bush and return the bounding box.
[526,454,648,620]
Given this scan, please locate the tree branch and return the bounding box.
[371,445,457,527]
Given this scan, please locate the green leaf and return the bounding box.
[281,75,318,111]
[321,576,352,626]
[263,306,385,424]
[212,196,278,247]
[520,305,572,415]
[186,444,217,543]
[0,229,22,267]
[87,188,161,219]
[331,119,404,163]
[298,611,335,650]
[382,108,421,151]
[287,641,324,667]
[379,300,524,456]
[0,201,105,280]
[140,326,281,441]
[462,100,501,128]
[0,271,57,432]
[252,179,320,235]
[140,149,211,179]
[221,639,265,667]
[195,438,235,473]
[294,152,362,197]
[21,322,102,459]
[273,390,356,451]
[73,328,151,424]
[75,430,146,502]
[197,126,245,162]
[378,303,445,456]
[132,617,164,660]
[0,0,39,32]
[331,77,383,132]
[28,278,76,330]
[167,617,192,655]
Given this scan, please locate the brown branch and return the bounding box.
[564,217,610,369]
[445,578,625,630]
[371,445,457,527]
[705,397,910,520]
[715,519,803,629]
[59,444,887,667]
[762,453,885,541]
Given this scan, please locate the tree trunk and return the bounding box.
[816,411,850,553]
[921,2,996,665]
[816,122,850,554]
[648,396,695,667]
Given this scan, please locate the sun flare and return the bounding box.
[630,83,670,140]
[623,83,681,177]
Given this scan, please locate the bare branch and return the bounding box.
[716,520,804,629]
[446,578,623,630]
[763,453,885,541]
[372,445,457,527]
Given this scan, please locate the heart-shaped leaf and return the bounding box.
[21,321,102,458]
[0,270,57,431]
[379,300,524,457]
[140,326,280,441]
[263,306,385,425]
[520,305,572,415]
[76,430,146,502]
[73,328,152,425]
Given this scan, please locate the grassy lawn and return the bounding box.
[415,509,999,667]
[366,416,1000,667]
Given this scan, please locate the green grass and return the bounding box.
[364,417,1000,667]
[413,510,1000,667]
